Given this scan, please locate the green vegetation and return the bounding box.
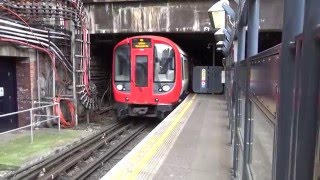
[0,129,80,169]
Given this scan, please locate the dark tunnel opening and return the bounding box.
[257,31,282,53]
[90,31,282,107]
[91,32,220,67]
[90,32,219,107]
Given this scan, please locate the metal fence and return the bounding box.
[226,44,280,180]
[0,102,60,143]
[222,0,320,179]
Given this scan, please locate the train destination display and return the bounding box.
[132,38,151,48]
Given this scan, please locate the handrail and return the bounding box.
[249,44,281,61]
[0,102,61,143]
[0,102,58,118]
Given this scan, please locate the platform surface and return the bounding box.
[103,94,231,180]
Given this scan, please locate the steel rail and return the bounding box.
[4,122,126,180]
[72,123,147,180]
[38,123,135,180]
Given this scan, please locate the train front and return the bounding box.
[112,36,182,120]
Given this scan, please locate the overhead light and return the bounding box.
[214,27,232,42]
[222,1,236,21]
[226,26,233,35]
[217,47,223,51]
[216,41,228,48]
[208,0,228,29]
[208,0,236,29]
[223,29,231,41]
[214,28,225,41]
[209,0,237,56]
[217,41,224,46]
[223,48,228,56]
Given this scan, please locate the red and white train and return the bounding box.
[112,35,189,120]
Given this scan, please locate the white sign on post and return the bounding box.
[0,87,4,97]
[221,71,225,84]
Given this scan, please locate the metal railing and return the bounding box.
[226,44,281,180]
[0,102,60,143]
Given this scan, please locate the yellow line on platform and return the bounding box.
[124,94,197,179]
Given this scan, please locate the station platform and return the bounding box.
[102,94,231,179]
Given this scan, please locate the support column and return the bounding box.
[213,43,216,67]
[294,0,320,179]
[243,0,259,178]
[71,22,78,127]
[232,1,247,178]
[246,0,259,57]
[275,0,305,179]
[232,25,246,179]
[237,26,246,61]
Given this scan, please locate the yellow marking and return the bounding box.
[119,94,196,179]
[109,94,196,179]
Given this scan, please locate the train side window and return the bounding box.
[183,55,188,81]
[115,45,130,82]
[181,56,184,80]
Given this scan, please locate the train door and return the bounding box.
[131,38,153,104]
[0,59,18,132]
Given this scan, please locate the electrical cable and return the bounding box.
[1,0,97,124]
[54,97,75,128]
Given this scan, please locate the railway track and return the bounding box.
[3,121,147,180]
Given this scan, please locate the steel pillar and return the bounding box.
[71,22,78,127]
[246,0,259,57]
[231,81,239,178]
[232,25,246,180]
[242,0,259,179]
[294,0,320,179]
[213,43,216,67]
[36,51,40,103]
[237,26,246,61]
[275,0,305,179]
[232,1,247,178]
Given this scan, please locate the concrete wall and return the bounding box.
[85,0,283,34]
[259,0,283,30]
[86,0,214,33]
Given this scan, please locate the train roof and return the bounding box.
[117,35,188,56]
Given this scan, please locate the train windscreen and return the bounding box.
[115,45,130,82]
[154,44,175,82]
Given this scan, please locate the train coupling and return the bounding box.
[132,107,148,115]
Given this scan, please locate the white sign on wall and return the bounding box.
[0,87,4,97]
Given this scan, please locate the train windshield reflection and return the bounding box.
[115,45,130,82]
[154,44,175,82]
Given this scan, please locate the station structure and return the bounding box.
[0,0,319,179]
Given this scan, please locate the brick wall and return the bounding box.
[16,59,32,127]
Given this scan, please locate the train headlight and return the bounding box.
[116,84,124,91]
[162,85,170,92]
